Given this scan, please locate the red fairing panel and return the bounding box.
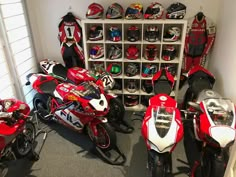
[149,94,177,108]
[67,67,95,85]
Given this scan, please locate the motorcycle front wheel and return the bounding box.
[33,93,51,122]
[148,152,167,177]
[88,123,116,151]
[13,121,36,158]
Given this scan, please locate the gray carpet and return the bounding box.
[4,111,189,177]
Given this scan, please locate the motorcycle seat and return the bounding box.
[52,64,68,80]
[38,80,57,97]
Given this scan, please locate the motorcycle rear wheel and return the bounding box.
[13,121,36,158]
[88,123,116,151]
[33,93,51,122]
[107,97,125,123]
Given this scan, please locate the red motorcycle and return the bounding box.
[39,59,115,91]
[0,98,37,162]
[183,90,236,177]
[26,73,126,164]
[142,93,184,177]
[39,59,133,133]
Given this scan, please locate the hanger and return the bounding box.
[64,6,75,22]
[196,6,205,21]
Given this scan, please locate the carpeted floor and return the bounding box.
[4,111,190,177]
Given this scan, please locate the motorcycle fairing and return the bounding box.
[145,107,179,152]
[67,67,95,85]
[89,94,108,112]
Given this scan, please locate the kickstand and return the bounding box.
[31,111,48,156]
[95,145,126,166]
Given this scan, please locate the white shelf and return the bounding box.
[82,19,187,111]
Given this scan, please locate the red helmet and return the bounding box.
[126,45,139,60]
[90,45,104,59]
[144,2,164,19]
[144,45,158,60]
[86,3,104,19]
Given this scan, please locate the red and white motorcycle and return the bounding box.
[141,93,184,177]
[184,89,236,177]
[39,59,115,91]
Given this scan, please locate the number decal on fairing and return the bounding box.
[101,75,113,87]
[64,26,75,39]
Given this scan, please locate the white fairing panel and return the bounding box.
[147,116,178,153]
[89,94,108,111]
[210,126,235,147]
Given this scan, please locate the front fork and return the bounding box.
[147,150,172,174]
[88,117,107,140]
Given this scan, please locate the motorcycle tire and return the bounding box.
[13,121,36,158]
[107,98,125,123]
[149,153,166,177]
[33,93,51,122]
[88,123,116,151]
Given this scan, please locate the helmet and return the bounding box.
[127,26,140,42]
[125,3,143,19]
[126,79,138,93]
[106,63,122,76]
[145,26,159,42]
[142,64,158,77]
[108,26,121,42]
[124,95,139,107]
[90,45,104,59]
[106,3,123,19]
[107,45,122,59]
[89,25,103,41]
[142,80,153,94]
[86,3,104,19]
[163,27,181,42]
[125,63,139,77]
[166,2,186,19]
[144,2,164,19]
[162,45,176,61]
[126,45,139,60]
[144,45,158,60]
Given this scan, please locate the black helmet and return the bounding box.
[125,63,139,77]
[145,26,159,42]
[142,80,153,94]
[127,25,140,42]
[124,95,139,107]
[166,2,186,19]
[106,3,124,19]
[126,79,138,93]
[89,25,103,41]
[162,45,177,61]
[107,45,122,59]
[144,44,158,61]
[144,2,164,19]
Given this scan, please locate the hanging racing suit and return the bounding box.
[183,12,216,72]
[58,12,85,68]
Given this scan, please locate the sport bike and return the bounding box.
[0,98,37,162]
[183,89,236,177]
[39,59,115,91]
[26,73,126,165]
[141,93,183,177]
[39,59,133,133]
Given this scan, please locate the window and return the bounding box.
[0,0,37,108]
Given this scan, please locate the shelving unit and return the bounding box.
[82,19,187,111]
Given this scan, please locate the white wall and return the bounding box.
[208,0,236,103]
[25,0,220,64]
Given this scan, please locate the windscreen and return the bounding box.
[152,106,175,138]
[203,98,235,126]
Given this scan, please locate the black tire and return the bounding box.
[13,121,36,158]
[88,123,116,151]
[107,97,125,123]
[148,153,166,177]
[33,93,51,122]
